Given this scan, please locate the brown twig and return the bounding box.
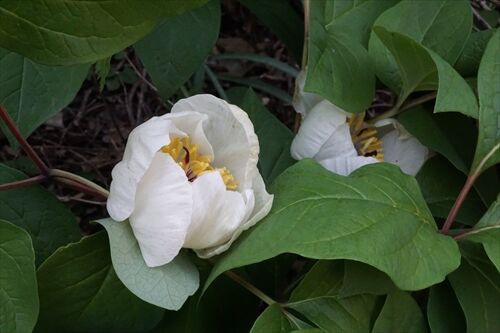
[0,175,48,191]
[0,105,50,175]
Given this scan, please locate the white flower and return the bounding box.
[107,95,273,267]
[291,72,429,176]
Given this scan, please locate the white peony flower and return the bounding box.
[107,94,274,267]
[291,71,429,176]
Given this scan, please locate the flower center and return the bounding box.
[160,137,238,190]
[347,113,384,161]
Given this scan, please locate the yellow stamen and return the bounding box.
[160,136,239,190]
[347,113,384,161]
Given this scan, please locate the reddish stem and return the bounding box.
[0,175,48,191]
[0,105,50,175]
[441,172,479,234]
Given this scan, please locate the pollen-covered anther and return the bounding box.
[160,136,239,190]
[347,114,384,161]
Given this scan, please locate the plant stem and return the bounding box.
[50,169,110,200]
[224,270,276,306]
[0,175,48,191]
[0,105,50,175]
[370,92,437,123]
[441,143,500,234]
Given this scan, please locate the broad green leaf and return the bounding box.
[339,261,395,297]
[289,261,344,302]
[250,304,292,333]
[206,160,461,291]
[305,0,388,113]
[288,295,377,332]
[455,30,494,77]
[369,0,472,91]
[416,156,486,226]
[373,28,478,118]
[96,218,199,310]
[398,107,474,174]
[471,29,500,172]
[0,49,89,143]
[227,88,295,185]
[36,232,164,332]
[0,0,208,65]
[461,196,500,272]
[427,281,466,333]
[238,0,303,61]
[0,164,81,266]
[0,220,38,333]
[372,290,427,333]
[449,243,500,333]
[135,0,220,100]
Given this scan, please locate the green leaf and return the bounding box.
[427,281,466,333]
[304,0,396,113]
[36,232,164,332]
[460,196,500,272]
[206,160,460,291]
[288,295,378,332]
[449,243,500,333]
[289,261,344,302]
[398,107,475,174]
[0,0,208,65]
[0,49,89,144]
[238,0,303,61]
[369,0,472,91]
[135,0,220,100]
[416,156,486,226]
[95,56,112,91]
[372,290,427,333]
[96,218,199,310]
[0,220,38,333]
[373,28,478,118]
[471,29,500,172]
[219,75,292,104]
[339,261,395,297]
[0,164,81,266]
[250,303,292,333]
[455,30,494,77]
[227,87,295,185]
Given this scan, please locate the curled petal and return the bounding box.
[291,100,348,160]
[184,172,255,250]
[314,123,358,161]
[197,170,273,258]
[381,130,429,176]
[319,155,378,176]
[293,70,323,116]
[107,117,185,221]
[172,95,259,190]
[168,111,214,156]
[129,152,193,267]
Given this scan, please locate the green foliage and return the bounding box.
[135,0,220,101]
[0,220,38,333]
[96,218,199,310]
[0,49,89,143]
[427,281,466,333]
[36,232,164,332]
[471,29,500,172]
[0,0,208,65]
[250,304,292,333]
[206,160,460,291]
[0,164,81,266]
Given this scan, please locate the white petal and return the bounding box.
[167,111,214,156]
[197,170,273,258]
[291,100,348,160]
[381,130,429,176]
[314,123,358,161]
[183,172,254,250]
[293,69,324,115]
[107,117,185,221]
[129,152,193,267]
[172,95,259,190]
[319,156,379,176]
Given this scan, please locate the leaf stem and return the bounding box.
[0,105,50,175]
[441,143,500,234]
[224,270,276,306]
[370,91,437,123]
[0,175,48,191]
[50,169,110,200]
